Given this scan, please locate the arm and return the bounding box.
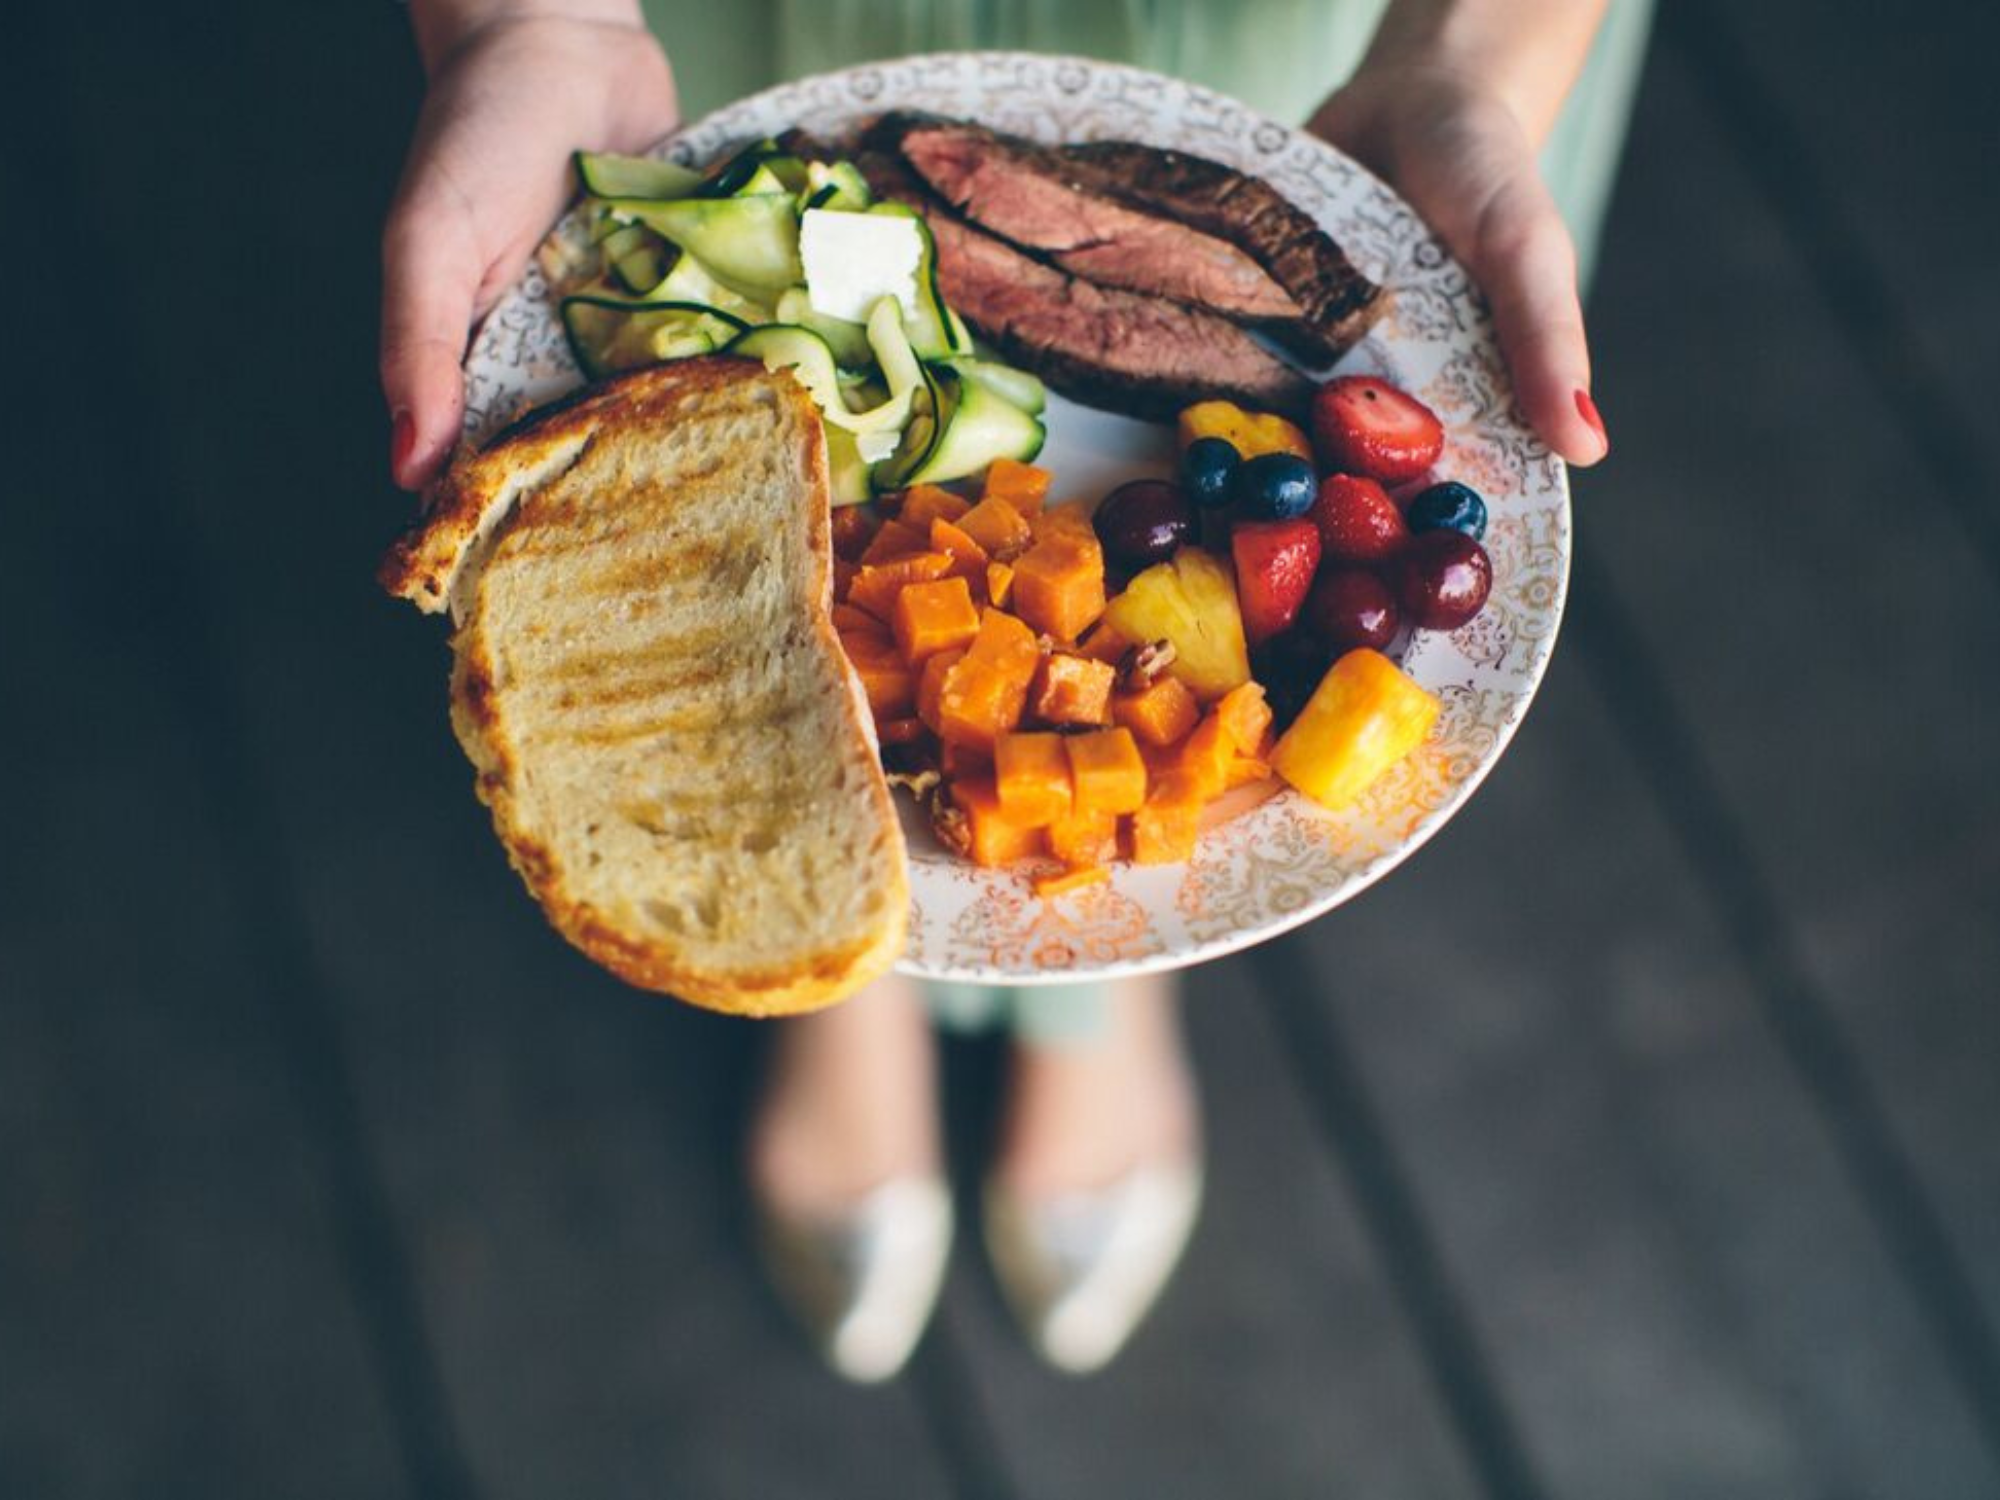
[382,0,679,489]
[1309,0,1612,466]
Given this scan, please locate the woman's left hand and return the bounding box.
[1308,62,1610,466]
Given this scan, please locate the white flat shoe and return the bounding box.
[754,1176,954,1383]
[984,1160,1204,1375]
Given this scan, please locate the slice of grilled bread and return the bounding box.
[379,358,908,1016]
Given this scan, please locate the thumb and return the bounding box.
[380,194,480,491]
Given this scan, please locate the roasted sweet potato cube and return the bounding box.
[893,576,981,663]
[1214,682,1273,755]
[929,517,991,587]
[950,777,1045,867]
[1047,806,1118,869]
[1225,755,1273,789]
[1112,675,1200,747]
[861,518,930,564]
[1175,713,1236,799]
[1131,771,1205,865]
[846,552,953,621]
[851,655,914,718]
[830,602,882,636]
[1032,864,1107,898]
[984,457,1051,516]
[936,610,1040,750]
[1011,531,1106,642]
[1064,727,1147,817]
[985,561,1015,610]
[1030,503,1096,544]
[898,483,972,527]
[1030,653,1116,726]
[995,732,1074,827]
[830,504,879,561]
[917,647,966,734]
[940,740,992,780]
[957,495,1033,560]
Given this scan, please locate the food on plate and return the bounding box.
[1310,472,1411,562]
[1100,547,1253,701]
[1231,519,1322,646]
[1405,479,1489,540]
[1091,480,1196,570]
[1310,375,1446,483]
[1181,436,1241,511]
[548,140,1050,502]
[1271,648,1441,810]
[1396,529,1494,630]
[1177,400,1313,463]
[377,359,907,1015]
[1227,451,1319,521]
[1304,568,1401,653]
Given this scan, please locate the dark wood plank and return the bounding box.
[1583,32,2000,1399]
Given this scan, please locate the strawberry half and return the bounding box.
[1231,519,1323,646]
[1311,473,1410,562]
[1311,376,1445,483]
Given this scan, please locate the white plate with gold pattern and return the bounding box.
[458,52,1570,986]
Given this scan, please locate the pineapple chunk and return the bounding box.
[1272,649,1440,809]
[1100,548,1251,701]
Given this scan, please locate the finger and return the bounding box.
[380,193,480,490]
[1461,172,1608,467]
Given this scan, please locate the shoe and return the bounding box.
[754,1176,954,1383]
[983,1160,1203,1374]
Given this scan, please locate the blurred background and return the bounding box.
[3,2,1997,1496]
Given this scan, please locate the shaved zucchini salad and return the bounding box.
[559,141,1047,504]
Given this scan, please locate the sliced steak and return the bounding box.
[1058,139,1384,358]
[887,117,1301,325]
[854,149,1312,421]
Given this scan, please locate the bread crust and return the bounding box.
[386,359,908,1016]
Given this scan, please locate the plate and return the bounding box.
[458,52,1570,987]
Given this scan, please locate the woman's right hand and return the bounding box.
[381,13,678,490]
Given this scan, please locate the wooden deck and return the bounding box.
[4,2,1997,1495]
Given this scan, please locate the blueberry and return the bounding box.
[1405,480,1488,540]
[1229,452,1317,520]
[1182,437,1240,510]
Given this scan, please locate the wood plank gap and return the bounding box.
[905,1302,1020,1500]
[1250,951,1548,1500]
[20,14,479,1487]
[1568,537,2000,1461]
[1662,0,2000,591]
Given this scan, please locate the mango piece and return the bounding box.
[1112,674,1200,747]
[1131,771,1205,864]
[1064,727,1147,817]
[984,457,1051,516]
[995,731,1074,827]
[950,776,1045,866]
[893,575,981,663]
[957,495,1033,560]
[1100,548,1250,701]
[1177,399,1312,462]
[1011,529,1106,642]
[1225,755,1273,789]
[1030,652,1116,726]
[1272,648,1441,809]
[898,483,971,527]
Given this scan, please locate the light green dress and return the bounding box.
[636,0,1654,1038]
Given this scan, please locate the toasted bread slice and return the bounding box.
[380,358,908,1016]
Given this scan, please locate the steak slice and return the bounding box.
[887,117,1301,325]
[1059,139,1384,359]
[854,149,1312,421]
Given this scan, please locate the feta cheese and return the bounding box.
[800,209,923,324]
[854,428,903,464]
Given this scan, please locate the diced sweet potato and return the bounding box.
[830,505,879,561]
[984,457,1050,516]
[1030,653,1116,726]
[995,732,1074,827]
[1272,648,1441,809]
[851,655,914,718]
[831,602,882,636]
[985,561,1015,609]
[950,777,1045,867]
[833,556,858,602]
[1175,713,1236,799]
[1064,727,1147,817]
[899,483,971,527]
[893,576,981,663]
[1032,864,1107,898]
[1131,771,1205,864]
[1011,530,1106,642]
[1047,806,1118,869]
[1112,675,1200,747]
[846,551,952,621]
[861,518,930,564]
[957,495,1033,560]
[1214,682,1273,755]
[929,517,991,588]
[1029,503,1096,545]
[936,609,1040,750]
[917,647,965,733]
[1225,755,1273,789]
[940,741,992,780]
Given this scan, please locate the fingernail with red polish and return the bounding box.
[1574,388,1608,454]
[390,409,417,479]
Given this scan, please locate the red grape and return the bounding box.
[1396,531,1492,630]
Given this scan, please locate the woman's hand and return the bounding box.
[381,13,678,490]
[1309,54,1610,467]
